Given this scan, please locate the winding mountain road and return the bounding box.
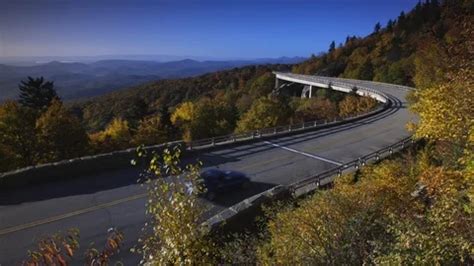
[0,74,414,265]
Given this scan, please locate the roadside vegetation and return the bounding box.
[13,0,474,264]
[22,228,124,266]
[252,2,474,263]
[0,67,377,173]
[3,1,471,174]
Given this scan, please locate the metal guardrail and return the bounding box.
[289,136,415,197]
[323,76,412,91]
[187,106,387,150]
[274,73,415,197]
[0,80,388,180]
[191,73,412,153]
[188,75,391,150]
[204,134,416,231]
[0,74,396,190]
[204,74,416,230]
[205,136,417,231]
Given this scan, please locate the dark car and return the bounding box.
[199,169,251,200]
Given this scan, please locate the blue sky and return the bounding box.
[0,0,419,59]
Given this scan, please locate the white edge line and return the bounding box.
[264,141,342,166]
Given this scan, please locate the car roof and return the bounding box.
[202,168,224,175]
[201,168,247,179]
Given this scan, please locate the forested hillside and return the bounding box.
[69,64,290,131]
[292,0,468,88]
[0,57,305,101]
[1,0,472,173]
[10,0,474,264]
[72,0,470,131]
[128,1,472,264]
[246,2,474,264]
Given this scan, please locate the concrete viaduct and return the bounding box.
[0,73,415,265]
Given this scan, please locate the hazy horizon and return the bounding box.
[1,0,419,59]
[0,53,308,66]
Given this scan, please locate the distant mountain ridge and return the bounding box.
[0,57,305,101]
[0,54,307,66]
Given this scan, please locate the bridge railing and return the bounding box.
[204,76,414,230]
[290,136,415,197]
[0,90,389,188]
[325,76,412,91]
[0,76,398,189]
[187,102,387,151]
[189,75,394,150]
[274,72,392,104]
[204,135,417,232]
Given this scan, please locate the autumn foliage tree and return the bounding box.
[258,148,472,264]
[134,145,214,264]
[132,114,171,146]
[338,94,378,117]
[22,228,124,265]
[409,11,473,167]
[89,118,132,152]
[257,4,474,263]
[171,97,238,141]
[246,72,275,98]
[0,91,91,170]
[236,96,292,132]
[0,101,37,170]
[36,99,89,162]
[293,98,338,123]
[410,69,473,147]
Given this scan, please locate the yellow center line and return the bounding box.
[0,155,296,236]
[0,193,147,236]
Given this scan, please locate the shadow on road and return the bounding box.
[0,92,403,206]
[205,180,276,207]
[0,167,140,205]
[198,92,403,163]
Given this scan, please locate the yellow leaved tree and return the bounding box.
[89,117,132,152]
[134,145,215,264]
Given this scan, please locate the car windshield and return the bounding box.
[202,169,221,176]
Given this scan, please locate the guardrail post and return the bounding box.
[355,157,362,169]
[252,131,255,139]
[232,136,236,142]
[288,125,292,132]
[302,123,305,129]
[189,142,193,151]
[273,128,277,134]
[256,130,260,138]
[211,138,215,147]
[314,121,317,127]
[389,147,393,155]
[375,152,380,161]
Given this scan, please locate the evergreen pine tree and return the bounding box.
[374,22,381,33]
[328,41,336,52]
[18,76,59,111]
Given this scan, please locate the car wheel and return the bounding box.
[206,191,216,200]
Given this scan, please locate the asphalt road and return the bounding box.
[0,79,414,265]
